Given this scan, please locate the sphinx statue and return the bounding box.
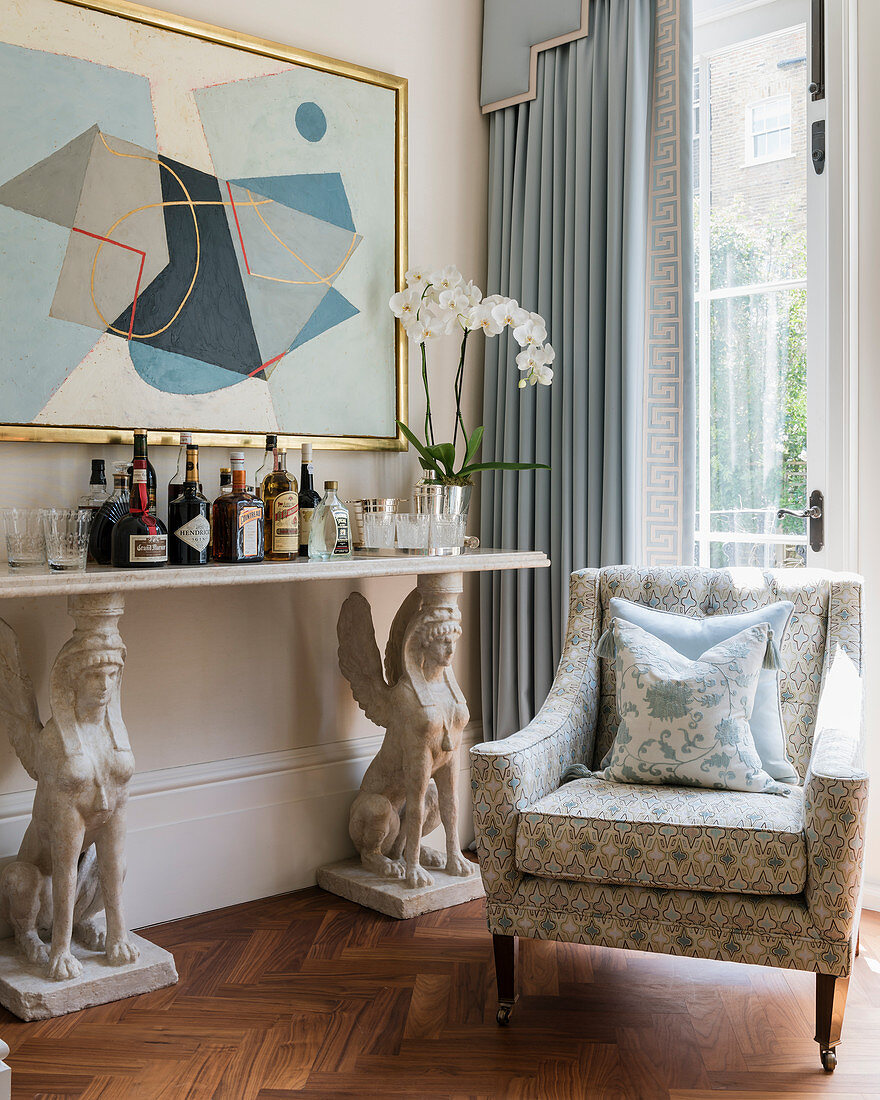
[0,594,139,981]
[337,576,476,890]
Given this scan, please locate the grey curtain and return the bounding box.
[480,0,694,739]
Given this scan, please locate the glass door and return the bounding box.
[693,0,825,567]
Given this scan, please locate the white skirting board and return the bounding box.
[0,724,482,932]
[862,880,880,914]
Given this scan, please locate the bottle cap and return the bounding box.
[230,450,245,469]
[135,428,147,436]
[325,480,338,490]
[301,442,312,460]
[180,431,193,445]
[266,434,278,449]
[220,466,231,474]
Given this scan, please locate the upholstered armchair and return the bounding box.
[472,567,868,1071]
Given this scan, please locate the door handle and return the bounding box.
[776,489,824,553]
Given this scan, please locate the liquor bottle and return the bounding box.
[211,451,265,563]
[167,431,201,506]
[79,459,110,513]
[308,482,352,561]
[255,435,277,499]
[127,430,157,513]
[169,444,210,565]
[219,468,232,495]
[261,449,299,561]
[112,440,168,567]
[89,462,130,566]
[298,443,321,557]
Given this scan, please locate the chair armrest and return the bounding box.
[804,626,869,942]
[471,569,602,902]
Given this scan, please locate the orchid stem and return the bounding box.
[420,341,435,447]
[452,330,469,452]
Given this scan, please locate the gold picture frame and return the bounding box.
[0,0,408,451]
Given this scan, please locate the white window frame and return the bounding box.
[744,93,793,164]
[692,0,859,573]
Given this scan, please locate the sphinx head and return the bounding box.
[417,608,462,669]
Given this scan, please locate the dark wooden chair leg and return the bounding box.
[493,933,518,1025]
[815,973,850,1072]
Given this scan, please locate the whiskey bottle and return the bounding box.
[308,482,352,561]
[211,450,264,563]
[127,430,157,513]
[298,443,321,557]
[89,461,129,565]
[262,449,299,561]
[168,431,201,507]
[255,434,277,498]
[112,442,168,567]
[79,459,109,513]
[169,444,210,565]
[218,468,232,495]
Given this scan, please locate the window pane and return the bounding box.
[709,29,807,287]
[708,288,807,534]
[708,540,806,568]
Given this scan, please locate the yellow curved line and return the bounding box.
[245,188,359,285]
[89,133,200,339]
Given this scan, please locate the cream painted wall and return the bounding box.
[0,0,489,800]
[857,0,880,899]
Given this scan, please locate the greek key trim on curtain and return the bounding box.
[643,0,695,566]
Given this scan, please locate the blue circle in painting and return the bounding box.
[296,102,327,142]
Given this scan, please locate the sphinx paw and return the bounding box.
[405,865,434,889]
[47,949,83,982]
[445,852,476,877]
[106,937,139,966]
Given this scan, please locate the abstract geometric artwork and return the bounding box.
[0,0,406,447]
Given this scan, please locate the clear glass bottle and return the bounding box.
[298,443,321,557]
[169,444,210,566]
[79,458,110,513]
[255,434,277,499]
[89,461,130,565]
[211,451,265,563]
[308,481,352,561]
[262,449,299,561]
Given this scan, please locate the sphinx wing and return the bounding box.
[384,588,422,687]
[337,592,391,728]
[0,619,41,780]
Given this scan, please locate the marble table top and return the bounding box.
[0,548,549,599]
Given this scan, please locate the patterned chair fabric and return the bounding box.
[472,568,868,979]
[515,775,807,895]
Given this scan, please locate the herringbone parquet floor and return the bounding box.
[0,891,878,1100]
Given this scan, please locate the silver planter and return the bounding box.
[412,481,472,518]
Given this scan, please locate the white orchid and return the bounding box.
[491,299,530,330]
[512,316,547,348]
[389,286,422,324]
[432,265,464,293]
[515,346,542,373]
[405,266,431,292]
[467,301,505,335]
[412,314,446,343]
[516,342,555,386]
[532,362,553,385]
[535,342,555,365]
[462,280,483,308]
[482,293,507,308]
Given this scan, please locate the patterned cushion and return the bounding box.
[515,774,807,895]
[604,596,797,782]
[600,618,791,796]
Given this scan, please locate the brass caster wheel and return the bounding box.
[496,1003,513,1026]
[820,1048,837,1072]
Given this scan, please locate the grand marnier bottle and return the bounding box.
[112,433,168,567]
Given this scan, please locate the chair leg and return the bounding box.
[815,973,850,1072]
[493,933,518,1025]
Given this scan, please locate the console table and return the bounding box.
[0,548,548,1036]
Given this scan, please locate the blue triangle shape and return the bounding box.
[289,287,359,352]
[230,172,355,232]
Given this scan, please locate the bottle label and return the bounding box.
[299,507,314,545]
[174,513,210,553]
[333,511,351,555]
[239,505,262,558]
[272,491,299,552]
[129,534,167,562]
[132,469,146,485]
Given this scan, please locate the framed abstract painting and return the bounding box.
[0,0,408,450]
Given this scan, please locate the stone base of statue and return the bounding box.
[0,932,177,1021]
[317,857,484,920]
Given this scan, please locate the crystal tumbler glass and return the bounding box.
[2,508,47,571]
[395,514,430,551]
[362,513,397,550]
[41,508,93,572]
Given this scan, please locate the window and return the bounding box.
[746,94,792,163]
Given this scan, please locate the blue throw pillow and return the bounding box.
[602,596,797,783]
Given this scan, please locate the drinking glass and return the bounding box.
[362,513,397,550]
[2,508,47,571]
[430,513,466,552]
[395,514,430,551]
[41,509,93,572]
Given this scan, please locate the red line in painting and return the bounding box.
[248,351,286,378]
[72,226,148,340]
[225,181,251,275]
